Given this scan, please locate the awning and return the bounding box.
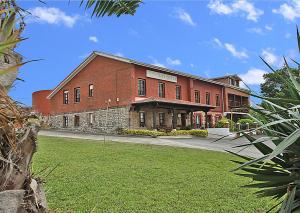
[132,98,215,112]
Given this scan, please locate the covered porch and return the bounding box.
[131,98,215,130]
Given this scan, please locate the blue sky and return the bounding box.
[10,0,300,106]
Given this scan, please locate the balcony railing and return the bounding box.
[229,101,241,107]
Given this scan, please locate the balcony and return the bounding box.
[229,101,242,107]
[228,94,249,112]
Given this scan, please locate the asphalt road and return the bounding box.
[38,130,266,158]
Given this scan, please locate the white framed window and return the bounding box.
[159,113,165,126]
[89,84,94,97]
[63,90,69,104]
[176,85,181,100]
[138,79,146,96]
[88,113,94,126]
[158,82,165,98]
[74,115,80,127]
[139,112,146,127]
[63,116,68,128]
[74,87,80,103]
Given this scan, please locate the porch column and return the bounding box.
[152,110,156,129]
[190,111,194,128]
[240,96,242,106]
[205,111,208,129]
[172,109,177,129]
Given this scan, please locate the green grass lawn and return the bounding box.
[33,136,276,212]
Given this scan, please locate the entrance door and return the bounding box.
[181,113,186,127]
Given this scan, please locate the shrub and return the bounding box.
[189,129,208,137]
[236,118,254,125]
[122,129,208,137]
[215,117,234,128]
[122,129,166,137]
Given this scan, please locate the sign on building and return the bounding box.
[146,70,177,83]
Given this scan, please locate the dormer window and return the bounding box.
[229,78,239,87]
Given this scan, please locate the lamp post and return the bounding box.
[104,98,111,142]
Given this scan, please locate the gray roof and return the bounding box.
[48,51,249,99]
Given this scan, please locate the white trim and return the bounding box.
[224,112,249,115]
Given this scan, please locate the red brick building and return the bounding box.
[32,51,250,133]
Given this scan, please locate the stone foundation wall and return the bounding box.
[49,106,130,134]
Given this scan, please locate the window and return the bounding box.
[158,82,165,98]
[216,94,220,106]
[138,79,146,96]
[139,112,146,127]
[206,92,211,105]
[89,84,94,97]
[196,115,200,125]
[63,116,68,128]
[74,115,80,127]
[63,90,69,104]
[235,80,239,87]
[88,113,94,126]
[176,85,181,100]
[74,87,80,103]
[159,113,165,126]
[195,90,200,103]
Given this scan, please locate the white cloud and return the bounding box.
[213,38,223,47]
[152,61,166,68]
[247,25,272,35]
[149,56,166,68]
[213,38,248,59]
[239,68,267,85]
[128,29,140,38]
[261,49,282,67]
[285,33,292,39]
[115,52,124,57]
[232,0,264,22]
[273,1,300,21]
[247,27,264,35]
[166,57,181,65]
[207,0,233,15]
[208,0,263,22]
[29,7,79,28]
[174,8,196,26]
[190,63,195,68]
[265,25,272,31]
[224,43,248,59]
[89,36,98,43]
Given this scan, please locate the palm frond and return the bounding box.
[80,0,142,17]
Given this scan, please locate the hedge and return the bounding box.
[237,118,255,125]
[122,129,208,137]
[215,117,235,132]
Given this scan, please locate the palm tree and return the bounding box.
[232,29,300,212]
[80,0,142,17]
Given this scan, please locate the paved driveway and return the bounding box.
[38,130,264,158]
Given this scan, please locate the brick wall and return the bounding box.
[50,55,135,115]
[32,90,52,115]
